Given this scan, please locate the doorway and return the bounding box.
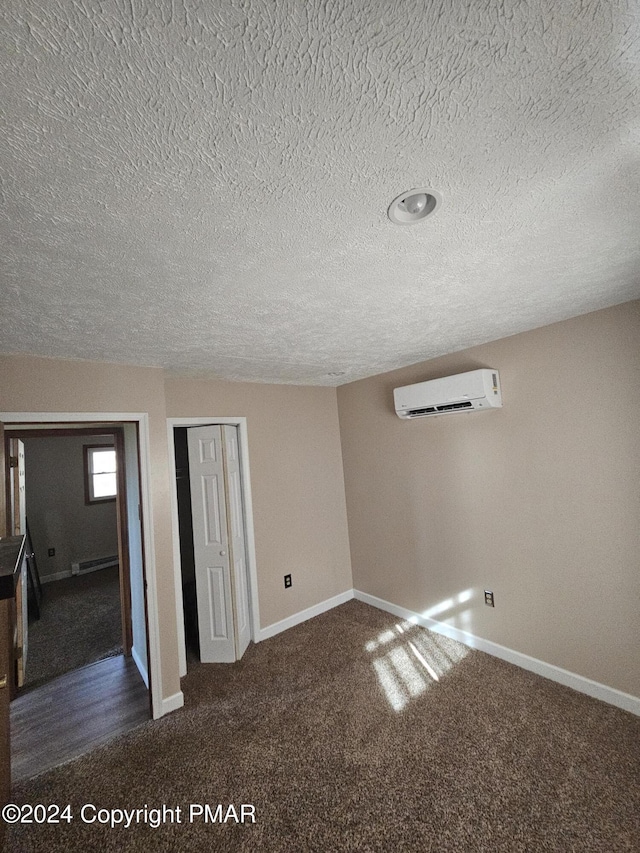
[0,412,166,781]
[14,429,125,690]
[4,423,148,691]
[0,411,163,717]
[168,418,260,676]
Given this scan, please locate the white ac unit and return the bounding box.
[394,369,502,419]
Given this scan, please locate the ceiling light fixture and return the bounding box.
[388,188,441,225]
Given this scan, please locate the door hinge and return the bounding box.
[9,456,18,468]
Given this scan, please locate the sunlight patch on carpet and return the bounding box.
[366,597,472,712]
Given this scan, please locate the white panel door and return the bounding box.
[222,425,251,660]
[187,426,235,663]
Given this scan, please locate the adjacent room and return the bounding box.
[1,1,639,850]
[21,432,122,689]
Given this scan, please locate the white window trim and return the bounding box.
[84,444,117,503]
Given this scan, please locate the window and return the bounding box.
[84,445,117,503]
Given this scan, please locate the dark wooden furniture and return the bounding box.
[0,537,25,601]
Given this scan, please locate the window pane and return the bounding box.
[92,449,116,474]
[93,472,117,497]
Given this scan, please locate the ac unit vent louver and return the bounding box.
[435,401,473,412]
[407,407,437,417]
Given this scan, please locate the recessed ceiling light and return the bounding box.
[388,188,441,225]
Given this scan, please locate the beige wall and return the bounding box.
[0,355,181,704]
[3,300,637,706]
[337,301,640,698]
[0,355,353,706]
[164,378,353,628]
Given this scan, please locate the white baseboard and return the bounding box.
[257,589,354,642]
[41,564,117,584]
[131,645,149,689]
[158,690,184,719]
[71,558,118,577]
[41,570,73,584]
[354,589,640,718]
[187,584,640,718]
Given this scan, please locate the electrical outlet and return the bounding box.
[284,574,292,589]
[48,548,55,557]
[484,589,495,607]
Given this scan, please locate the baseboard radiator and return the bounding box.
[71,555,118,576]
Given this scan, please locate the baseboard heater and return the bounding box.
[71,555,118,576]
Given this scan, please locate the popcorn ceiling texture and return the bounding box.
[1,0,640,385]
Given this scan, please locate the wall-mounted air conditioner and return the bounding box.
[394,369,502,419]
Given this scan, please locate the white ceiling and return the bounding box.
[1,1,639,386]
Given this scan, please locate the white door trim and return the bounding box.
[0,411,164,719]
[167,417,261,678]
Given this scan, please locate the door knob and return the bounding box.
[0,675,7,689]
[220,550,226,556]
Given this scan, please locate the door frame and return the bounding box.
[0,411,164,719]
[167,417,260,677]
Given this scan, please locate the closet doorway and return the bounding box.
[169,418,260,676]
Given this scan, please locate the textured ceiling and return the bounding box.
[1,1,640,385]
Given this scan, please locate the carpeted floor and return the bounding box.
[7,600,640,851]
[24,567,123,690]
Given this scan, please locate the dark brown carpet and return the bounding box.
[24,567,122,690]
[7,600,640,851]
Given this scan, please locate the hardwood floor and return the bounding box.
[10,654,149,784]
